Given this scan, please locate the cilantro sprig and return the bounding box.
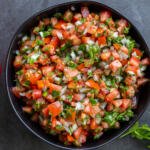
[121,122,150,148]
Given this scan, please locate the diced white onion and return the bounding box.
[39,32,44,38]
[100,102,107,110]
[79,88,90,93]
[77,51,83,55]
[71,124,78,132]
[140,66,146,71]
[61,95,66,100]
[71,6,75,11]
[104,64,109,69]
[54,77,61,82]
[56,31,63,39]
[66,23,75,30]
[93,74,99,82]
[22,36,28,42]
[31,34,35,41]
[61,86,67,95]
[115,75,123,82]
[34,45,39,50]
[91,67,96,71]
[31,53,40,60]
[77,74,81,80]
[80,94,86,100]
[127,71,135,75]
[83,27,88,35]
[70,51,76,60]
[112,32,118,38]
[82,75,87,81]
[75,21,82,26]
[19,92,25,96]
[75,102,84,110]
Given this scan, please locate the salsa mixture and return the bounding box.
[12,7,150,146]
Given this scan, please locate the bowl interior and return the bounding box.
[6,1,150,149]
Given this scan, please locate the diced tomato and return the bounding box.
[51,117,57,128]
[121,59,128,65]
[62,30,70,39]
[126,86,135,98]
[125,76,136,86]
[113,43,121,50]
[105,89,120,102]
[38,54,50,65]
[49,37,59,55]
[106,103,113,111]
[73,127,82,139]
[137,78,149,86]
[22,106,32,113]
[120,46,129,55]
[117,19,128,33]
[81,7,89,18]
[85,79,100,91]
[98,36,106,45]
[49,83,62,93]
[112,100,123,107]
[13,56,22,68]
[132,48,143,57]
[42,107,49,117]
[68,81,77,89]
[45,94,55,103]
[87,25,98,34]
[66,110,76,123]
[125,65,137,75]
[12,86,24,98]
[100,11,111,22]
[141,58,150,65]
[82,36,95,44]
[51,17,58,26]
[26,71,42,85]
[84,103,92,115]
[64,67,79,81]
[37,80,44,89]
[54,20,65,29]
[90,119,97,130]
[69,35,81,45]
[32,89,42,99]
[109,60,122,72]
[51,29,63,39]
[73,94,83,101]
[77,63,85,71]
[121,99,131,110]
[67,134,75,142]
[117,19,128,28]
[64,10,73,22]
[25,92,32,99]
[112,51,120,60]
[129,57,140,67]
[73,13,82,22]
[42,66,54,76]
[47,101,62,118]
[56,62,65,71]
[43,37,51,44]
[96,28,104,37]
[100,51,111,61]
[78,134,87,144]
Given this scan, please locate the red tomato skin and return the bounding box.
[32,89,42,99]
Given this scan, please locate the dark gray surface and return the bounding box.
[0,0,150,150]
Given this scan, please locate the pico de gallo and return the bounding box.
[12,6,150,146]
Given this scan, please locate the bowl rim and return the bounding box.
[5,0,150,149]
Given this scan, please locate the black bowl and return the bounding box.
[5,0,150,149]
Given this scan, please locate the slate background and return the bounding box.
[0,0,150,150]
